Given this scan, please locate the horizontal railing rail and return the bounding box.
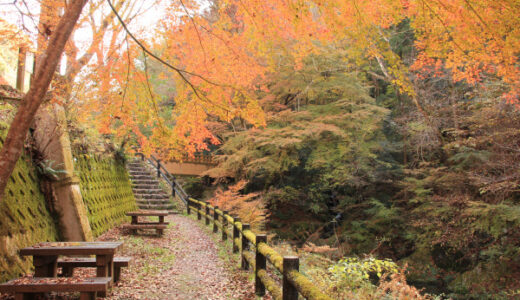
[171,153,217,165]
[186,198,333,300]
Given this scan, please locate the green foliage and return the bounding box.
[182,176,205,199]
[329,257,399,284]
[36,159,68,181]
[209,59,400,227]
[206,43,520,298]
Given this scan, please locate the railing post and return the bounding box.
[171,183,176,197]
[156,159,161,178]
[205,204,210,225]
[221,211,229,241]
[213,206,219,233]
[186,198,191,215]
[232,217,241,253]
[283,256,299,300]
[197,202,202,220]
[255,234,267,296]
[241,224,250,270]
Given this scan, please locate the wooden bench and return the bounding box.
[125,210,169,236]
[0,277,111,300]
[58,257,131,282]
[126,223,168,235]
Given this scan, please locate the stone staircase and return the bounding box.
[127,160,174,210]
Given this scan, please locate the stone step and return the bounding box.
[128,162,145,167]
[128,168,149,173]
[130,175,156,180]
[136,200,172,205]
[132,184,161,190]
[131,179,159,185]
[128,160,176,212]
[128,171,150,176]
[128,166,148,171]
[138,204,174,210]
[134,193,169,200]
[132,188,164,194]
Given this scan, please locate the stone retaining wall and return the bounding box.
[0,124,60,283]
[75,155,137,237]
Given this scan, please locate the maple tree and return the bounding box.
[60,0,519,163]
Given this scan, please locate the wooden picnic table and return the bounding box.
[125,210,169,235]
[19,242,123,282]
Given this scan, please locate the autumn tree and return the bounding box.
[0,0,88,199]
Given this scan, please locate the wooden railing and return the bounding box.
[186,198,333,300]
[173,153,216,165]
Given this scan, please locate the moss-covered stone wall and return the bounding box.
[75,155,137,237]
[0,126,60,283]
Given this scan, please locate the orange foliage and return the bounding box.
[0,18,32,50]
[375,266,432,299]
[209,180,266,230]
[75,0,520,155]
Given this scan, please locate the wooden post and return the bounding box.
[241,224,250,270]
[255,234,267,296]
[16,47,26,92]
[171,182,176,197]
[205,204,210,225]
[157,159,161,178]
[197,202,202,220]
[213,206,219,233]
[232,217,241,253]
[283,256,299,300]
[186,198,191,215]
[221,210,229,241]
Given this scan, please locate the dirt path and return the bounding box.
[100,214,259,300]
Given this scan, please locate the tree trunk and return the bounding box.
[0,0,88,201]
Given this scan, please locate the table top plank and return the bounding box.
[19,242,123,256]
[126,210,169,217]
[0,277,110,293]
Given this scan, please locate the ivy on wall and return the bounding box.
[0,125,60,283]
[75,155,137,237]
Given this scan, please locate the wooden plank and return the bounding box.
[58,256,131,268]
[125,224,168,229]
[20,242,122,256]
[127,222,169,226]
[0,277,110,293]
[126,210,169,217]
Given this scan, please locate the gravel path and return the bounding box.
[0,214,263,300]
[102,214,258,300]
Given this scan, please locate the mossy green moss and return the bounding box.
[74,154,137,237]
[0,127,60,283]
[286,269,334,300]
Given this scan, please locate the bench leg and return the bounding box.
[114,266,121,283]
[15,293,36,300]
[33,255,58,277]
[157,228,164,236]
[61,265,74,277]
[80,292,97,300]
[96,255,114,297]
